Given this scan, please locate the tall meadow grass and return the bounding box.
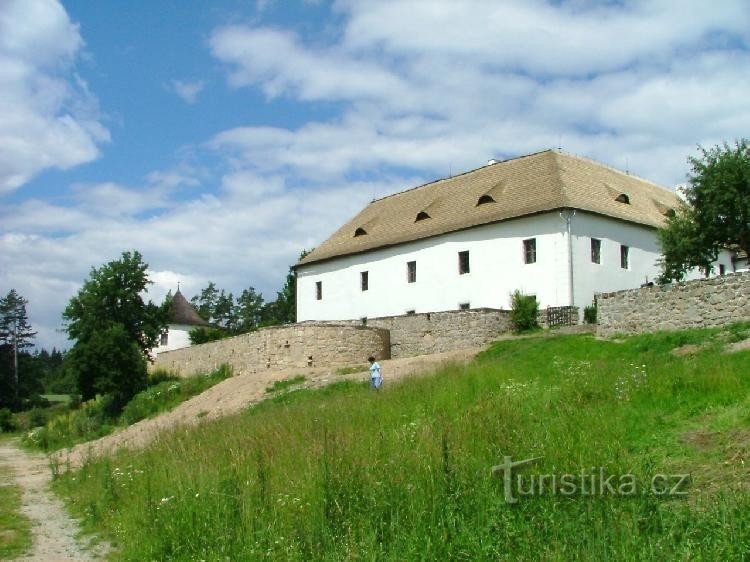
[55,326,750,560]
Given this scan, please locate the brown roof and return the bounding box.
[168,290,209,326]
[299,150,681,266]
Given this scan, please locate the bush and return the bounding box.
[0,408,17,432]
[189,327,229,345]
[66,323,148,415]
[584,303,598,324]
[509,290,539,332]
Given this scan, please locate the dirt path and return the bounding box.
[53,347,482,470]
[0,440,109,561]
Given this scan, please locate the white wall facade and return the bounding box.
[298,209,736,323]
[572,212,737,309]
[154,324,193,355]
[298,212,571,322]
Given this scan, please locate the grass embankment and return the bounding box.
[26,365,231,452]
[0,440,32,559]
[55,325,750,560]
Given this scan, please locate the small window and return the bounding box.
[415,211,430,222]
[407,261,416,283]
[354,227,367,237]
[476,194,495,206]
[315,281,322,300]
[719,264,726,275]
[458,250,470,274]
[459,302,470,310]
[523,238,537,264]
[406,309,416,315]
[664,208,676,218]
[361,271,369,291]
[591,238,601,264]
[160,332,168,346]
[615,193,630,204]
[620,245,629,269]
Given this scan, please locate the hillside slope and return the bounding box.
[52,348,479,469]
[53,326,750,560]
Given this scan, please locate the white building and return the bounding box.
[296,150,735,321]
[153,289,209,355]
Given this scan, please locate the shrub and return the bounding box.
[509,290,539,332]
[584,303,598,324]
[0,408,16,432]
[189,327,229,345]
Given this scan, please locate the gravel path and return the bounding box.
[0,440,109,561]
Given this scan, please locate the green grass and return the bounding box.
[0,443,32,559]
[41,394,76,405]
[335,365,368,376]
[25,364,232,452]
[266,375,306,393]
[53,324,750,561]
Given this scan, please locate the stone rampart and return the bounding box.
[153,323,390,377]
[597,272,750,337]
[328,308,513,358]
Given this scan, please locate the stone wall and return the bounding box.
[597,272,750,337]
[328,308,513,358]
[153,323,390,377]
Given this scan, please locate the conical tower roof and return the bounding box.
[168,290,209,326]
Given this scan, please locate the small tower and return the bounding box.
[154,289,209,355]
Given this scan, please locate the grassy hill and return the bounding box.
[54,325,750,561]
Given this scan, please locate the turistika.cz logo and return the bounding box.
[491,455,690,504]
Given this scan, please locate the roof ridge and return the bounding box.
[552,149,675,194]
[371,149,557,204]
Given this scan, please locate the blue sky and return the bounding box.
[1,0,749,349]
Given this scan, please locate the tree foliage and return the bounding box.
[509,290,539,333]
[0,289,37,406]
[63,251,167,409]
[659,140,750,282]
[188,249,310,336]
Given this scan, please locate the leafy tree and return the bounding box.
[0,289,37,403]
[236,287,264,332]
[262,249,311,326]
[659,140,750,281]
[65,324,146,414]
[191,282,220,322]
[657,206,714,282]
[213,290,236,330]
[63,251,167,409]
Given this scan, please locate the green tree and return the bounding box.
[66,324,146,414]
[659,140,750,281]
[63,251,167,409]
[235,287,264,332]
[214,290,236,330]
[0,289,37,403]
[262,249,311,326]
[191,282,220,322]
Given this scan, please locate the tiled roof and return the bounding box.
[299,149,680,266]
[168,290,209,326]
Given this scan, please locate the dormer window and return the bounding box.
[664,208,676,218]
[354,227,367,237]
[415,211,430,222]
[615,193,630,204]
[476,194,496,206]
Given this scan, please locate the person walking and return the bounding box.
[368,356,382,390]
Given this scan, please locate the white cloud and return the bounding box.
[4,0,750,349]
[0,0,109,193]
[171,79,205,104]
